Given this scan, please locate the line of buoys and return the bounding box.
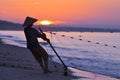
[49,32,118,48]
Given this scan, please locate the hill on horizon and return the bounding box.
[0,20,23,30]
[0,20,120,32]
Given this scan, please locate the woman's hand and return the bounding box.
[46,38,50,43]
[41,33,50,42]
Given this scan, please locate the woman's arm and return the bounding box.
[33,28,49,41]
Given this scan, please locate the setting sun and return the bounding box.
[38,20,54,25]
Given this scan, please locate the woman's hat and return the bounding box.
[23,16,38,27]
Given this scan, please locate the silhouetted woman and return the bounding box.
[23,17,51,73]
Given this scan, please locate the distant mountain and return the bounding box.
[0,20,120,32]
[0,20,23,30]
[36,25,120,32]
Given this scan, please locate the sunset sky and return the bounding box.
[0,0,120,25]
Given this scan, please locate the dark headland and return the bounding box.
[0,20,120,32]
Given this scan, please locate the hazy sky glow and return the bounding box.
[0,0,120,25]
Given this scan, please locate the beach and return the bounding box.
[1,0,120,79]
[0,37,119,80]
[0,39,80,80]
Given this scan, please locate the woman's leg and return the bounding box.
[38,46,51,73]
[30,48,45,72]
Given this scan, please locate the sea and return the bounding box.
[0,30,120,78]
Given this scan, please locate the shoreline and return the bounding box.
[0,38,119,80]
[0,39,80,80]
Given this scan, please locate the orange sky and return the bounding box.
[0,0,120,25]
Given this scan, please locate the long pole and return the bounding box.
[39,27,68,75]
